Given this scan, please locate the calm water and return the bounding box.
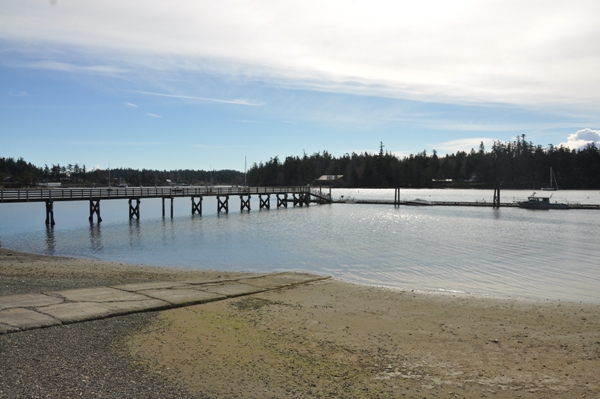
[1,189,599,302]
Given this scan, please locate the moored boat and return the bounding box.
[406,198,432,206]
[518,193,570,209]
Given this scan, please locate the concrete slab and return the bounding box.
[46,287,152,303]
[180,277,240,286]
[139,288,225,306]
[38,299,170,324]
[198,282,267,297]
[111,282,191,292]
[0,293,64,310]
[239,273,327,289]
[180,274,271,286]
[0,308,61,330]
[0,322,20,334]
[269,272,329,284]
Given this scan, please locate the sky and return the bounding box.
[1,0,599,172]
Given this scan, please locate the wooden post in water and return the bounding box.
[292,193,302,207]
[394,185,401,208]
[240,195,251,211]
[492,180,501,208]
[45,200,56,226]
[306,192,312,206]
[88,199,102,223]
[128,198,140,219]
[217,195,229,213]
[191,196,202,215]
[277,193,287,208]
[259,194,270,209]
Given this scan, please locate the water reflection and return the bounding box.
[128,219,141,249]
[89,223,103,253]
[45,226,55,254]
[493,208,501,219]
[161,217,176,247]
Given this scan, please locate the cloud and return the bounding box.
[434,138,497,154]
[19,61,128,75]
[124,102,137,108]
[192,144,232,150]
[559,128,600,150]
[2,1,598,110]
[7,91,28,97]
[134,91,265,106]
[146,112,161,118]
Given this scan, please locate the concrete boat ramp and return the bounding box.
[0,272,329,335]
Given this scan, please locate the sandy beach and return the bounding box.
[1,247,599,398]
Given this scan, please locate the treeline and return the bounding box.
[247,136,600,189]
[3,135,600,189]
[0,157,40,186]
[0,158,244,188]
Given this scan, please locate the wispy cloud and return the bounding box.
[146,112,161,118]
[7,91,28,97]
[124,102,138,108]
[20,61,128,75]
[192,144,232,149]
[2,1,599,112]
[434,138,498,154]
[134,91,265,106]
[66,140,171,146]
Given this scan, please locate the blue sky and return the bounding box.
[1,0,599,172]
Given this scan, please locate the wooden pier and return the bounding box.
[336,199,600,210]
[3,186,598,226]
[0,186,321,225]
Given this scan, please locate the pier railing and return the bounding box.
[0,186,311,203]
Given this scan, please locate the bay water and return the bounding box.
[1,188,599,302]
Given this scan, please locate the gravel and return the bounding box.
[0,249,234,399]
[0,312,208,399]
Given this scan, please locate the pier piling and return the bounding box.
[277,193,287,208]
[45,200,55,226]
[493,181,501,208]
[88,199,102,223]
[259,194,270,210]
[128,198,140,219]
[240,195,251,211]
[191,196,203,215]
[217,195,229,213]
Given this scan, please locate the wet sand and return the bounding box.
[1,248,599,398]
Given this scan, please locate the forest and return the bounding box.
[0,159,245,189]
[2,135,600,189]
[247,135,600,189]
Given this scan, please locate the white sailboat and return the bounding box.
[541,167,558,191]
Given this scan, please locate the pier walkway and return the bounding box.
[0,186,322,225]
[0,272,329,335]
[0,186,310,203]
